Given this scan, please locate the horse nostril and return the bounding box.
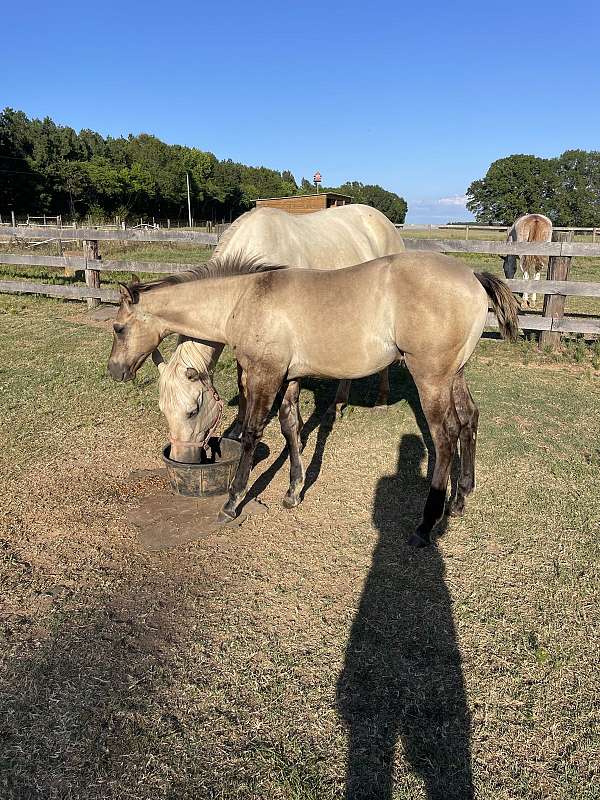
[108,362,127,382]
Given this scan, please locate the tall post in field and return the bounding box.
[186,172,192,227]
[83,238,101,309]
[540,230,573,350]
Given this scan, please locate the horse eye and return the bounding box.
[187,409,199,419]
[113,324,125,335]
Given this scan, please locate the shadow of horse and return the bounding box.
[336,430,473,799]
[239,365,413,509]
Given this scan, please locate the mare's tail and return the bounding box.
[474,272,520,342]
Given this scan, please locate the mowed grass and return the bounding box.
[0,294,599,800]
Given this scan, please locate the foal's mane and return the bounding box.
[130,251,283,296]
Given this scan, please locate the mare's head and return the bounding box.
[156,342,223,464]
[108,281,163,381]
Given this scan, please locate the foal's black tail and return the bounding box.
[474,271,520,342]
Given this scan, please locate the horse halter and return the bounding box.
[168,382,224,451]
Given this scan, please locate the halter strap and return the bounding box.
[168,384,224,451]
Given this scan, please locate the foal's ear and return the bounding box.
[185,367,201,381]
[118,282,135,304]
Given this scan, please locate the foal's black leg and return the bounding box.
[218,370,283,523]
[327,379,351,420]
[279,380,305,508]
[374,368,390,409]
[449,371,479,517]
[408,377,461,547]
[224,362,246,440]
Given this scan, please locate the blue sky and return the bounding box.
[3,0,599,222]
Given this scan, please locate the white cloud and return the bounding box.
[405,195,474,225]
[437,194,469,207]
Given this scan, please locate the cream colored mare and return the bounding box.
[108,252,519,547]
[155,204,405,460]
[502,213,552,307]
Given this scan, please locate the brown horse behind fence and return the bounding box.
[502,213,553,307]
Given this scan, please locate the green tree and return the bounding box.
[337,181,407,224]
[553,150,600,227]
[0,108,408,224]
[466,155,557,224]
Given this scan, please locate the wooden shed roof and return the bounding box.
[254,192,353,202]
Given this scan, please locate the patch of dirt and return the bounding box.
[127,490,268,551]
[70,304,118,329]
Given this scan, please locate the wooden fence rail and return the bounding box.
[0,280,118,303]
[3,226,600,256]
[1,252,599,298]
[403,238,600,258]
[0,225,218,245]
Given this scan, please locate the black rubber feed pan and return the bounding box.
[162,437,242,497]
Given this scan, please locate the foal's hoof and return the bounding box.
[325,403,346,422]
[282,492,300,509]
[448,500,465,517]
[408,532,430,548]
[217,508,236,525]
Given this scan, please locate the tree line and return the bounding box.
[467,151,600,226]
[0,109,407,224]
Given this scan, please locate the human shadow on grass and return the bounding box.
[337,424,473,799]
[226,364,473,799]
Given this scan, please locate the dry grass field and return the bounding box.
[1,291,599,800]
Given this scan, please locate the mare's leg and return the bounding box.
[406,370,461,547]
[531,270,541,309]
[448,370,479,517]
[374,368,390,409]
[328,379,351,420]
[218,369,283,523]
[279,380,305,508]
[521,267,530,308]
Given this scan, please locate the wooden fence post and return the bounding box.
[540,230,573,350]
[83,239,101,309]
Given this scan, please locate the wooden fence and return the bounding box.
[1,225,599,344]
[397,223,600,241]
